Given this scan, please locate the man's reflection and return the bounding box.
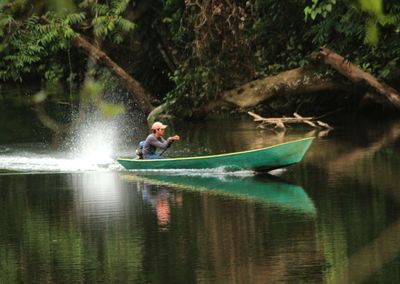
[142,184,177,228]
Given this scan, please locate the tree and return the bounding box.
[0,0,153,113]
[159,0,400,117]
[1,0,400,121]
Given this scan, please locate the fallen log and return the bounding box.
[194,66,344,116]
[154,48,400,120]
[248,111,333,130]
[222,66,342,108]
[310,47,400,110]
[192,48,400,117]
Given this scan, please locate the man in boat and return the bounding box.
[143,121,180,159]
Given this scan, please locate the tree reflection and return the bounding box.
[332,218,400,284]
[0,173,144,283]
[293,120,400,283]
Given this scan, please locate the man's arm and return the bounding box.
[148,136,172,149]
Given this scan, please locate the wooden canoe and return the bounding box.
[117,137,314,172]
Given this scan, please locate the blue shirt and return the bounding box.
[143,134,172,158]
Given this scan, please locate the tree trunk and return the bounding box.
[310,47,400,110]
[195,66,344,115]
[72,35,154,114]
[222,66,342,107]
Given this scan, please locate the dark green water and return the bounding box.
[1,104,400,283]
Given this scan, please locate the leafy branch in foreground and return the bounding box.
[0,0,135,82]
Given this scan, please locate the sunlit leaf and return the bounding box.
[365,19,379,45]
[32,91,48,103]
[99,102,125,118]
[47,0,76,14]
[358,0,382,16]
[81,79,103,105]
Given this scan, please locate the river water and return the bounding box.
[1,104,400,283]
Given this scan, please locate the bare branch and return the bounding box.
[248,111,333,130]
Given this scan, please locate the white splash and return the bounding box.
[130,168,257,177]
[268,168,287,176]
[0,154,105,172]
[71,119,117,165]
[0,115,127,173]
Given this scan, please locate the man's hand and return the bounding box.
[169,135,180,141]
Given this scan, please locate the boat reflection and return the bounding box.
[121,172,321,282]
[121,172,316,215]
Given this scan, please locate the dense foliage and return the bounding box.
[164,0,400,115]
[0,0,134,81]
[0,0,399,117]
[303,0,400,81]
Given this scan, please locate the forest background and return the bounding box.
[1,0,400,125]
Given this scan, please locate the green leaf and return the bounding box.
[365,19,378,45]
[100,102,125,118]
[32,91,48,103]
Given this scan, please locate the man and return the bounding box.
[143,121,180,159]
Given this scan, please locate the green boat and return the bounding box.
[117,137,314,172]
[121,173,316,214]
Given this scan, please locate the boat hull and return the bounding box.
[117,137,314,172]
